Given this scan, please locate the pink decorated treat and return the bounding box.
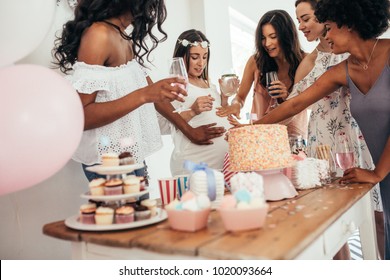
[115,206,135,224]
[104,179,123,195]
[180,190,196,202]
[79,203,96,224]
[228,124,293,171]
[219,194,237,209]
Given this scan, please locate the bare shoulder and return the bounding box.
[381,38,390,54]
[320,60,347,86]
[78,22,112,64]
[294,51,317,83]
[246,55,257,70]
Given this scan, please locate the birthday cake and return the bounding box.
[228,124,293,171]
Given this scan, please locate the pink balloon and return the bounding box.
[0,64,84,195]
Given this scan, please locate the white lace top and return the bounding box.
[67,60,162,165]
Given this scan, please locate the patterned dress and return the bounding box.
[288,50,382,211]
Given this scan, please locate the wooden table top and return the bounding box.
[43,183,373,259]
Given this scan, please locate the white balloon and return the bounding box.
[0,0,56,67]
[16,0,75,68]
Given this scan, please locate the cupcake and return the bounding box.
[119,152,135,165]
[115,206,135,224]
[140,199,158,217]
[134,205,151,221]
[123,176,141,194]
[101,152,119,166]
[95,206,114,225]
[88,178,106,196]
[79,203,96,224]
[104,179,123,195]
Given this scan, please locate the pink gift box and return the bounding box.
[167,208,211,232]
[218,205,269,232]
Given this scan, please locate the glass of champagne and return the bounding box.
[335,134,355,172]
[265,71,283,109]
[220,71,239,97]
[168,57,190,113]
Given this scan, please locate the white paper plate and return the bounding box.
[85,163,144,175]
[80,190,149,202]
[65,208,167,231]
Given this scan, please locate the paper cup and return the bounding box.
[158,178,177,206]
[175,174,189,199]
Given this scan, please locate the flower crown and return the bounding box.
[178,39,210,48]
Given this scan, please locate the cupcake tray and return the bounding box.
[65,208,167,231]
[81,190,149,202]
[86,163,144,175]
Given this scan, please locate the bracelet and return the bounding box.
[231,98,243,108]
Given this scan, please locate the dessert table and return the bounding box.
[43,182,378,260]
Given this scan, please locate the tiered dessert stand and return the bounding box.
[65,163,167,231]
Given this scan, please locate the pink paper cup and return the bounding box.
[158,178,177,206]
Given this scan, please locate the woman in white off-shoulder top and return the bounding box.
[53,0,226,181]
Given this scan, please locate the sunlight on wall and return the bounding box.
[229,7,256,121]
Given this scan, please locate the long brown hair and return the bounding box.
[254,10,304,91]
[173,29,211,82]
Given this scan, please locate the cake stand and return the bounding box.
[256,168,297,201]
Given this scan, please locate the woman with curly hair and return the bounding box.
[294,0,384,259]
[216,10,307,138]
[256,0,390,259]
[53,0,225,181]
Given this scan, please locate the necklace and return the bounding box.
[102,20,131,40]
[353,39,379,70]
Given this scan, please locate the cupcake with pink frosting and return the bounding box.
[115,206,135,224]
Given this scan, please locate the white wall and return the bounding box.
[1,0,364,259]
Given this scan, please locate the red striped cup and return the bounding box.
[158,178,177,206]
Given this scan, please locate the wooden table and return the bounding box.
[43,183,378,260]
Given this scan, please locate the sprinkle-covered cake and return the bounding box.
[228,124,292,171]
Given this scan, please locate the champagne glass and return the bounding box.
[265,71,283,109]
[168,57,190,113]
[220,70,239,97]
[335,134,355,171]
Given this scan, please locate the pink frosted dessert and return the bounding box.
[115,206,135,224]
[104,179,123,195]
[79,203,96,224]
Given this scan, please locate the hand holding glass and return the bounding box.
[265,71,284,108]
[335,135,355,171]
[168,57,190,113]
[220,74,239,97]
